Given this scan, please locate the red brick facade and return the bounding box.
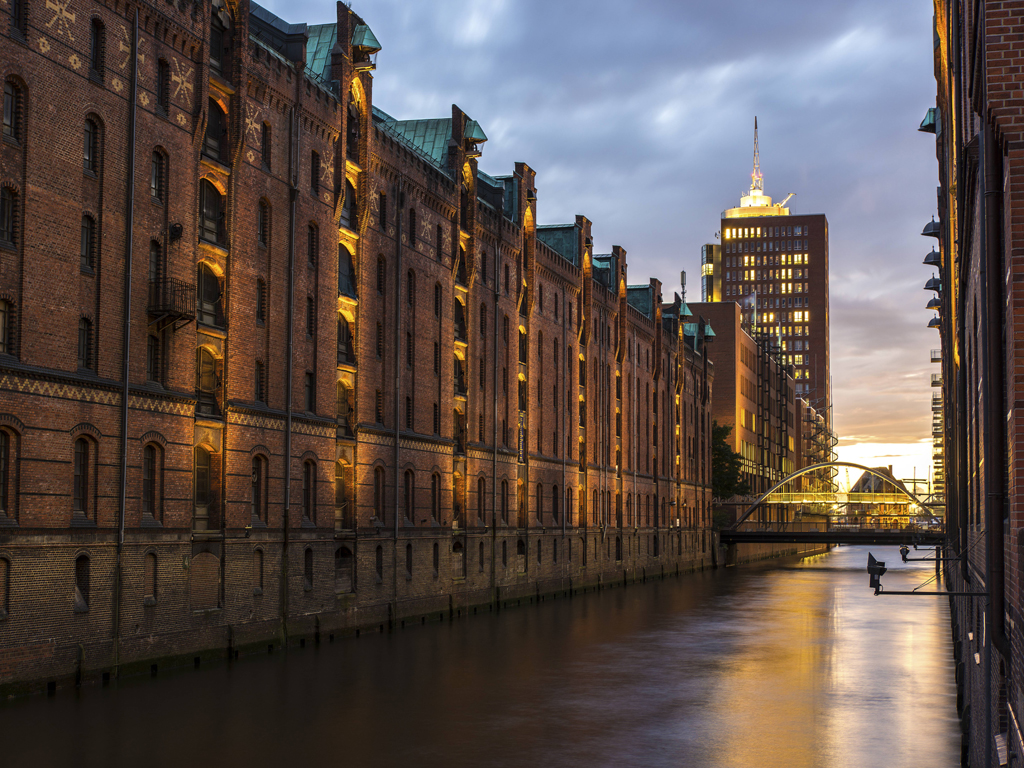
[0,0,714,693]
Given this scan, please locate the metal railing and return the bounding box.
[147,278,195,318]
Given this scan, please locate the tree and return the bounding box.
[711,421,750,500]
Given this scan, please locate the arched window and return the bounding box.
[407,269,416,306]
[261,123,272,168]
[142,443,161,521]
[203,99,226,161]
[432,542,439,576]
[518,328,527,364]
[406,542,413,577]
[375,545,383,581]
[73,437,91,516]
[83,118,99,173]
[302,460,315,522]
[615,536,622,562]
[436,224,443,260]
[536,483,543,521]
[197,263,223,326]
[89,19,105,78]
[434,284,442,317]
[80,215,96,271]
[373,466,385,522]
[408,208,416,248]
[404,469,414,523]
[74,554,90,612]
[339,246,356,298]
[144,552,157,605]
[251,455,265,522]
[479,303,486,337]
[477,476,485,522]
[150,151,166,202]
[303,548,313,591]
[196,347,218,415]
[376,256,386,295]
[552,484,559,524]
[504,264,510,295]
[479,541,485,572]
[310,151,320,195]
[199,180,224,244]
[336,547,354,592]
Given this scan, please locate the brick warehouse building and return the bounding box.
[930,0,1024,764]
[0,0,715,691]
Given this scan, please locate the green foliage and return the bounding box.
[711,421,750,500]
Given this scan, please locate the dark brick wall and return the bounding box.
[0,0,716,693]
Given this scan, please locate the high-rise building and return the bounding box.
[701,120,832,420]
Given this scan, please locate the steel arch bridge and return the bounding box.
[721,461,945,547]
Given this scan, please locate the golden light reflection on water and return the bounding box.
[0,546,960,768]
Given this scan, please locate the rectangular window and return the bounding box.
[78,318,92,369]
[157,59,170,113]
[311,152,320,195]
[261,123,271,169]
[375,390,383,424]
[147,334,160,382]
[256,279,266,323]
[306,296,315,337]
[255,360,265,403]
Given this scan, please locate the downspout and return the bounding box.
[282,90,300,635]
[113,8,139,675]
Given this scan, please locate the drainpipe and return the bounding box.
[282,93,299,634]
[113,9,139,676]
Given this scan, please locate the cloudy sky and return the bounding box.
[262,0,939,482]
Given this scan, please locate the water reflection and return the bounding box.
[2,546,959,767]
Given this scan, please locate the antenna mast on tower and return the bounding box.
[751,116,763,193]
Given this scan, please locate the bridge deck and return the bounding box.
[720,530,946,546]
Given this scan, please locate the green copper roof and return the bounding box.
[466,119,487,143]
[626,285,653,318]
[352,24,381,52]
[683,322,715,338]
[372,108,452,171]
[536,225,579,266]
[305,24,336,82]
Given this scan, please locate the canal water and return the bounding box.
[2,545,960,767]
